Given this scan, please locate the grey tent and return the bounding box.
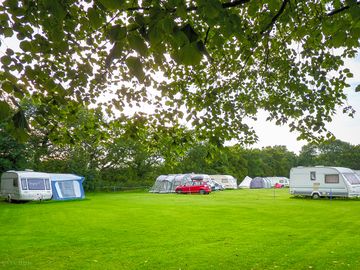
[250,177,272,189]
[150,174,192,193]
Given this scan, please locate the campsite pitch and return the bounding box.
[1,189,360,269]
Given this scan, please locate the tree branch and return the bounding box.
[260,0,290,35]
[126,0,251,12]
[327,1,360,16]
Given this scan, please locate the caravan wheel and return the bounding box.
[7,195,12,203]
[312,193,320,199]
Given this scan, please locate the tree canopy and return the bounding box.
[1,0,360,143]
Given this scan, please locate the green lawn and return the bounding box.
[1,189,360,270]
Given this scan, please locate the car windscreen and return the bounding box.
[27,178,46,190]
[192,180,203,185]
[343,173,360,185]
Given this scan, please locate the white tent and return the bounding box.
[209,175,237,189]
[238,176,252,188]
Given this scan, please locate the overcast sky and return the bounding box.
[250,54,360,154]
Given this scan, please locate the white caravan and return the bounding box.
[209,175,237,189]
[0,171,52,202]
[266,177,290,187]
[290,166,360,199]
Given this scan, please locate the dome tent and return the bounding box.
[250,177,272,189]
[149,174,192,193]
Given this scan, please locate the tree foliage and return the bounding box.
[298,139,360,169]
[1,0,359,143]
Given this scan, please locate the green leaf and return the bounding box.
[332,31,347,47]
[88,8,103,29]
[0,13,9,22]
[126,57,145,83]
[1,55,11,66]
[4,28,13,37]
[2,81,14,93]
[12,110,29,130]
[176,42,203,66]
[19,40,33,52]
[0,101,12,121]
[172,30,189,47]
[98,0,124,10]
[159,17,174,34]
[149,25,164,46]
[200,0,222,19]
[107,25,127,42]
[127,33,148,57]
[42,0,66,20]
[355,85,360,92]
[175,4,187,18]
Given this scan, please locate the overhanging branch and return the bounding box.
[260,0,290,35]
[126,0,251,12]
[327,1,360,16]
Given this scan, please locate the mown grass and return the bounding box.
[1,189,360,270]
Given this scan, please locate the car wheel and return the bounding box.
[312,193,320,199]
[199,190,205,195]
[176,190,182,194]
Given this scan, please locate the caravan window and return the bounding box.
[310,172,316,181]
[343,174,360,185]
[45,179,50,190]
[21,179,28,190]
[27,178,46,190]
[325,174,339,184]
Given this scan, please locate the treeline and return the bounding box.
[1,106,360,190]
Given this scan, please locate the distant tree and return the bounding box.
[0,124,28,172]
[260,146,297,176]
[298,140,360,169]
[241,148,267,177]
[297,143,319,166]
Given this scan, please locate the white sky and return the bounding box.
[250,54,360,153]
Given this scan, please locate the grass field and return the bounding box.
[1,189,360,270]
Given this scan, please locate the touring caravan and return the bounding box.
[0,171,52,202]
[290,166,360,199]
[209,175,238,189]
[266,177,290,188]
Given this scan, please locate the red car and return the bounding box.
[175,180,212,194]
